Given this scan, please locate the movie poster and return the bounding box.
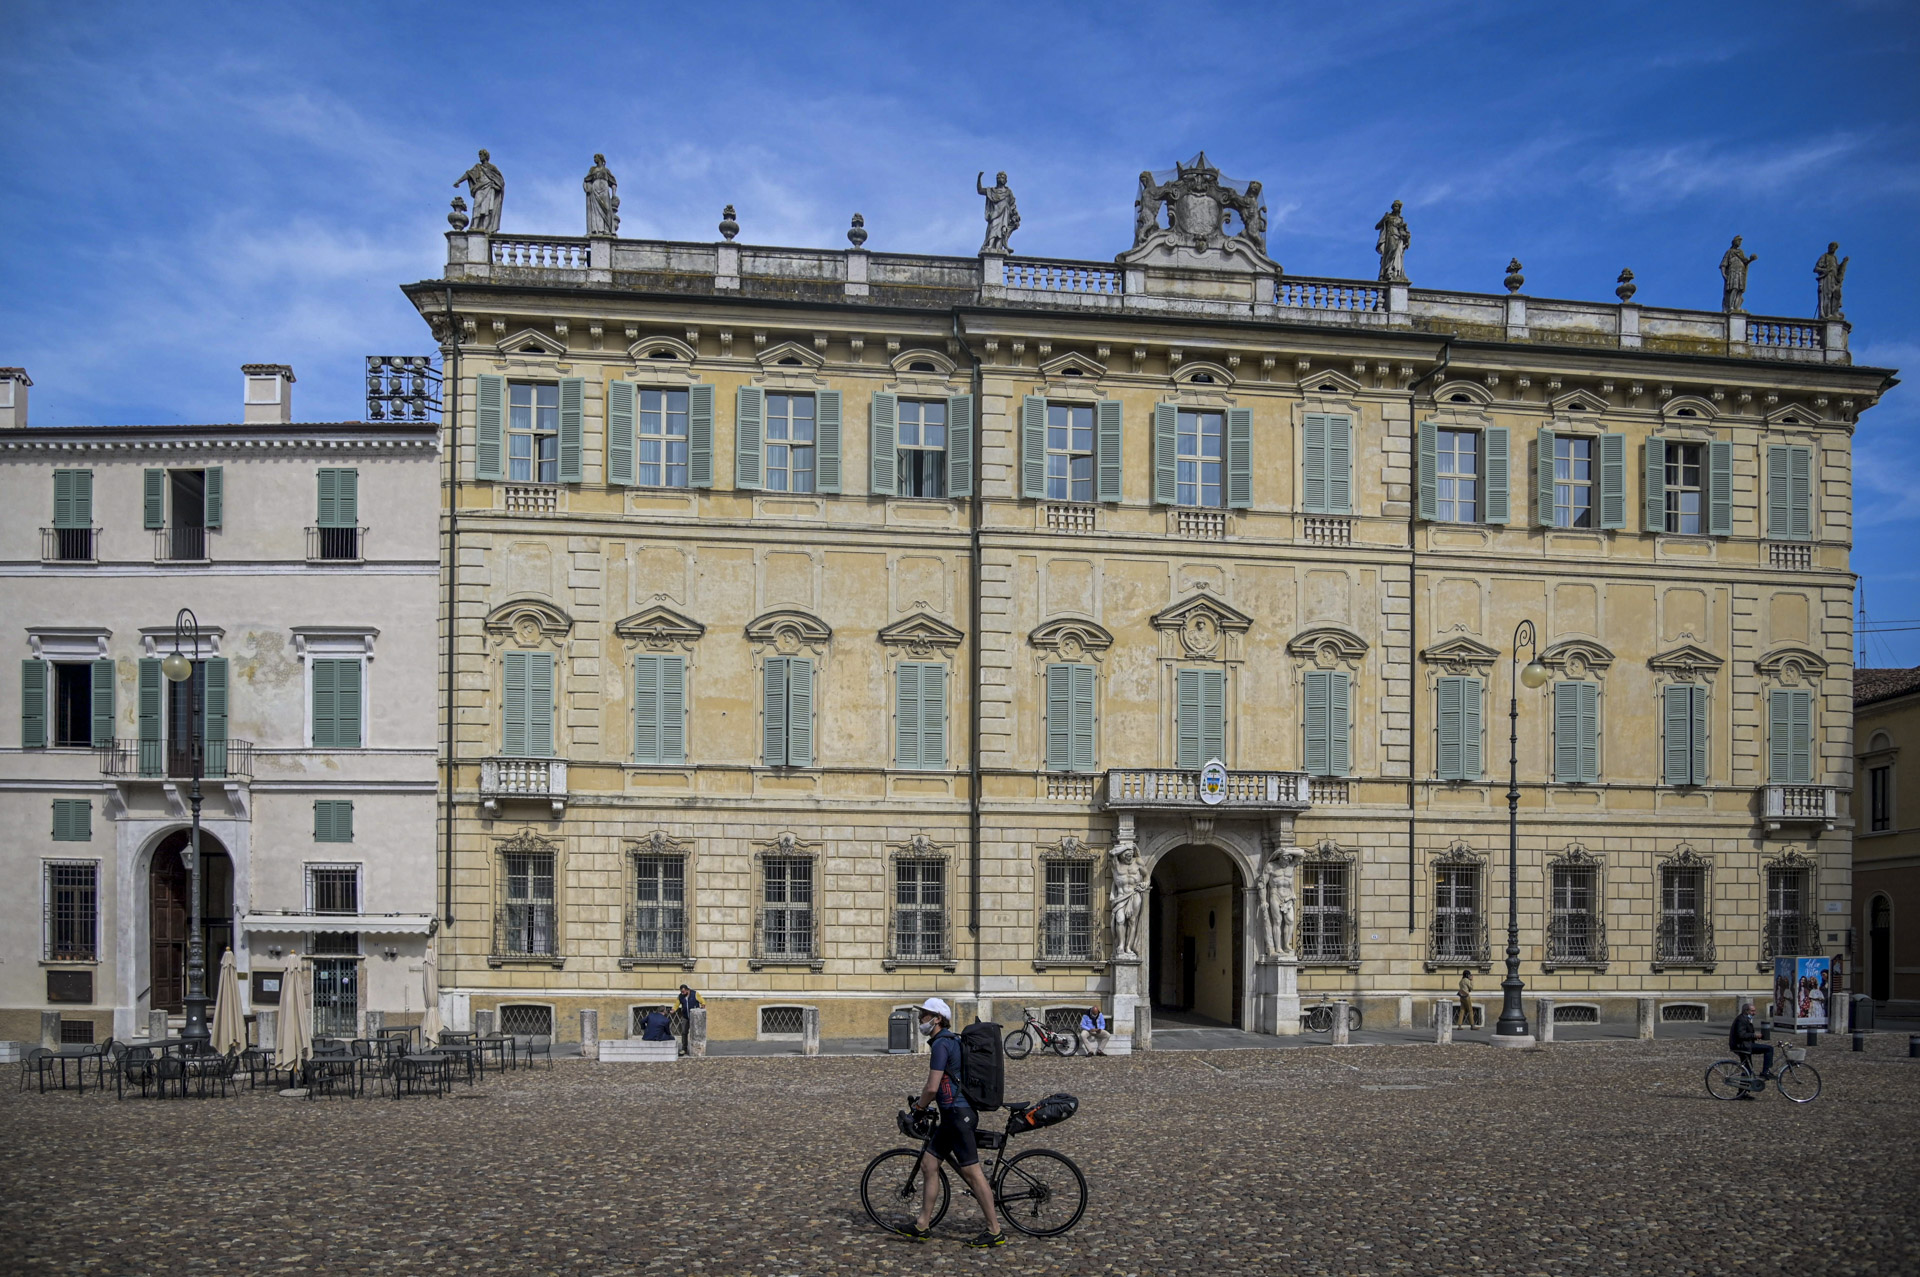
[1771,955,1831,1028]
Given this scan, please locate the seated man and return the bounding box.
[1078,1007,1111,1057]
[1729,1000,1774,1096]
[640,1007,675,1041]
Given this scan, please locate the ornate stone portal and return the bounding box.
[1118,152,1277,273]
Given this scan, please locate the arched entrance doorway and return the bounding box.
[1148,845,1245,1028]
[149,829,234,1013]
[1869,895,1892,1003]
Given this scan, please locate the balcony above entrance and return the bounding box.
[1104,768,1310,813]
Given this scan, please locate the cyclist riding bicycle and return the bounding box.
[904,997,1005,1248]
[1729,1000,1775,1097]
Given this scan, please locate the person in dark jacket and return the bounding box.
[641,1007,674,1041]
[1729,1000,1774,1093]
[676,984,702,1056]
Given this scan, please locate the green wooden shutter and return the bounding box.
[734,386,764,490]
[1045,663,1072,772]
[312,658,337,749]
[1663,684,1694,785]
[1780,688,1814,784]
[1598,433,1627,530]
[53,800,91,842]
[1069,663,1096,773]
[337,469,357,528]
[947,393,974,499]
[556,378,584,482]
[1644,437,1668,532]
[1437,676,1465,780]
[314,800,332,842]
[635,653,683,764]
[317,470,338,527]
[526,652,553,757]
[606,380,636,486]
[74,470,92,527]
[659,653,685,765]
[1327,414,1352,514]
[1483,426,1510,525]
[688,383,715,488]
[501,651,529,758]
[921,663,947,769]
[1577,681,1599,782]
[204,658,230,772]
[814,389,842,494]
[144,469,166,529]
[1535,429,1556,526]
[1329,670,1351,775]
[314,800,354,843]
[1095,399,1123,503]
[1303,669,1345,776]
[1200,668,1226,765]
[785,658,814,767]
[1226,407,1254,509]
[475,374,506,480]
[53,470,92,528]
[895,663,922,769]
[1707,440,1733,536]
[1153,402,1178,506]
[1461,676,1482,778]
[1302,414,1328,513]
[1554,682,1585,783]
[138,659,161,774]
[204,467,223,529]
[1691,684,1710,783]
[91,658,115,748]
[1767,445,1791,540]
[762,657,789,767]
[21,659,46,749]
[1789,446,1812,541]
[1176,668,1203,769]
[1021,395,1048,499]
[1417,422,1438,520]
[318,469,358,527]
[869,392,897,497]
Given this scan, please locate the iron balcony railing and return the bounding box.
[1545,913,1609,967]
[97,737,254,780]
[1427,914,1490,967]
[1763,914,1819,961]
[493,904,558,959]
[41,527,98,562]
[307,526,366,562]
[1655,916,1716,968]
[624,903,688,962]
[153,525,208,562]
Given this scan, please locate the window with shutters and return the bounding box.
[307,864,360,914]
[1436,429,1479,522]
[500,650,555,758]
[313,469,360,560]
[758,855,816,960]
[1301,669,1350,777]
[50,470,95,563]
[1048,402,1095,501]
[1768,688,1815,783]
[893,662,948,770]
[1041,855,1096,963]
[51,799,92,842]
[44,861,98,961]
[632,653,686,765]
[1868,764,1892,833]
[1300,414,1353,515]
[766,393,816,492]
[761,656,815,768]
[1435,676,1484,781]
[897,400,948,498]
[1552,681,1601,783]
[1177,410,1224,508]
[509,382,560,482]
[1662,684,1710,786]
[1175,667,1227,770]
[51,663,96,748]
[313,799,354,843]
[310,658,365,749]
[639,388,690,487]
[629,852,688,960]
[1553,436,1594,528]
[890,853,948,963]
[1665,443,1704,534]
[151,469,216,562]
[1044,663,1098,773]
[500,845,558,956]
[1767,444,1814,541]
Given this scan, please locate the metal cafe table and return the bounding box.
[45,1042,111,1094]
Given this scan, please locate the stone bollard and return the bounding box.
[40,1012,61,1050]
[148,1009,169,1042]
[1133,1005,1152,1052]
[1396,995,1413,1030]
[257,1010,278,1052]
[476,1009,496,1038]
[1537,999,1555,1044]
[1852,1031,1865,1053]
[1433,999,1453,1045]
[688,1006,708,1057]
[801,1006,821,1057]
[1331,999,1350,1046]
[364,1009,384,1039]
[1637,998,1657,1041]
[580,1008,599,1061]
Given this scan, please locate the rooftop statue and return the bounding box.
[1375,200,1411,284]
[1815,242,1848,319]
[584,154,619,236]
[1719,235,1757,313]
[1118,152,1278,273]
[455,149,505,234]
[977,171,1019,255]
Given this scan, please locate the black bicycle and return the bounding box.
[1705,1046,1821,1103]
[1003,1008,1079,1058]
[861,1100,1088,1238]
[1301,995,1362,1033]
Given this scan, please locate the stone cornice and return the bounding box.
[0,424,437,458]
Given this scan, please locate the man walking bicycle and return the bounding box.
[904,997,1005,1248]
[1729,1000,1774,1098]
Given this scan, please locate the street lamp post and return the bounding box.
[1497,619,1551,1042]
[161,608,211,1049]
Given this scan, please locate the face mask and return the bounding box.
[919,1018,938,1037]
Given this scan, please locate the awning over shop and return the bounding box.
[241,912,437,936]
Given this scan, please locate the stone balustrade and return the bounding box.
[1762,783,1838,832]
[480,757,569,818]
[1004,259,1122,294]
[1275,278,1384,312]
[491,236,591,269]
[1105,767,1310,811]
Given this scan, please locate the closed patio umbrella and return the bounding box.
[419,945,444,1044]
[210,949,246,1055]
[275,954,313,1073]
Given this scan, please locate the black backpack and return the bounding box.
[936,1023,1005,1113]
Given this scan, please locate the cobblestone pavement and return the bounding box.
[4,1036,1916,1276]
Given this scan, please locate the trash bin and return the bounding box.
[888,1008,915,1054]
[1850,994,1875,1033]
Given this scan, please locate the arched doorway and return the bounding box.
[1148,845,1245,1028]
[148,829,234,1013]
[1869,895,1892,1004]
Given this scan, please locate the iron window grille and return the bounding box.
[628,853,688,961]
[497,846,558,957]
[889,855,950,965]
[760,1006,806,1036]
[1299,847,1359,966]
[629,1004,672,1036]
[310,931,359,956]
[1427,851,1489,968]
[1763,856,1816,962]
[500,1005,553,1037]
[1043,1007,1084,1033]
[754,854,818,964]
[1545,850,1608,968]
[1654,850,1715,968]
[311,955,359,1038]
[307,866,360,915]
[44,861,98,961]
[1037,842,1103,966]
[60,1020,96,1045]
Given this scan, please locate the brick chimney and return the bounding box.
[242,364,296,424]
[0,368,30,428]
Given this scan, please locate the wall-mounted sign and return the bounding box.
[1199,759,1228,805]
[251,970,283,1005]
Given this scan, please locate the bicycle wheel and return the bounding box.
[1004,1030,1033,1060]
[995,1148,1088,1237]
[1704,1060,1748,1101]
[1049,1031,1078,1057]
[1777,1062,1822,1104]
[1347,1006,1363,1032]
[861,1148,949,1235]
[1306,1006,1331,1033]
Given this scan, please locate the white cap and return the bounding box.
[919,997,953,1020]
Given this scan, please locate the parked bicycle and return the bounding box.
[1705,1044,1821,1103]
[1301,994,1362,1034]
[1003,1008,1079,1058]
[862,1094,1088,1238]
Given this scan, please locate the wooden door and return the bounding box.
[1181,936,1197,1011]
[150,848,189,1012]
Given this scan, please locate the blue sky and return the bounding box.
[4,0,1916,659]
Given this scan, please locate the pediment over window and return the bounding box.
[1301,368,1363,397]
[890,347,958,378]
[1422,635,1501,673]
[1661,394,1719,422]
[484,598,573,645]
[754,340,826,371]
[1765,403,1819,428]
[1431,379,1494,406]
[878,612,965,656]
[1286,625,1369,665]
[495,328,568,357]
[1029,616,1115,657]
[614,604,706,650]
[1039,351,1107,382]
[628,334,699,364]
[1764,846,1816,871]
[1540,637,1616,674]
[497,828,559,857]
[1151,592,1254,634]
[1549,843,1602,868]
[1648,643,1724,678]
[745,608,832,651]
[1660,843,1711,869]
[1171,360,1235,388]
[1152,592,1253,660]
[1549,388,1608,415]
[1756,644,1828,681]
[1433,840,1485,866]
